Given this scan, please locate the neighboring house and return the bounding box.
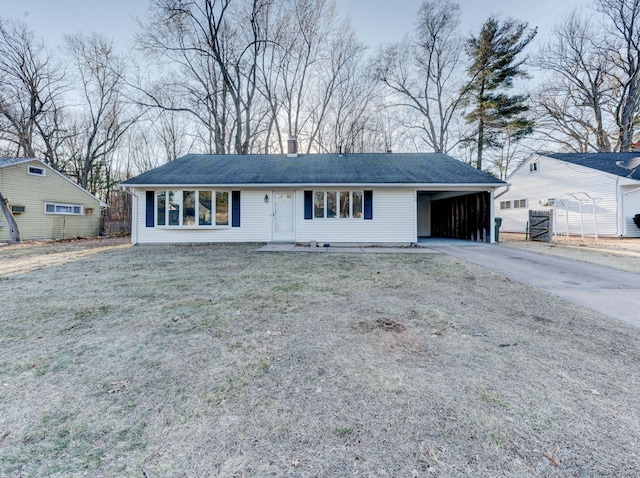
[496,153,640,238]
[0,158,107,241]
[120,151,505,245]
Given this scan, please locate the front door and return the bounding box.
[272,191,295,241]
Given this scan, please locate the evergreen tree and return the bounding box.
[464,18,536,170]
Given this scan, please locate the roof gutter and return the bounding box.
[118,182,504,190]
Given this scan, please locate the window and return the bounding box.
[44,202,83,215]
[529,161,538,172]
[513,199,527,209]
[500,201,511,210]
[312,191,364,219]
[155,190,230,227]
[28,166,45,176]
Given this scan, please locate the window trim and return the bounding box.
[155,189,231,228]
[44,202,83,215]
[28,166,46,177]
[311,190,364,219]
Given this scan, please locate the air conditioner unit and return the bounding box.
[10,205,25,214]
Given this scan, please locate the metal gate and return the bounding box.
[529,210,552,242]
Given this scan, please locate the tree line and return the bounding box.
[1,0,640,213]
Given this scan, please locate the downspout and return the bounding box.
[493,183,511,199]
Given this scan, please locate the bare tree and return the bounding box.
[65,33,142,193]
[597,0,640,151]
[137,0,270,154]
[0,18,67,164]
[535,11,615,152]
[372,0,467,153]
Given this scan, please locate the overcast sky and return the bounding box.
[4,0,588,51]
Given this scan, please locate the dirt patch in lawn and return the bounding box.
[1,241,640,477]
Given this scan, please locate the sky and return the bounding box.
[3,0,588,52]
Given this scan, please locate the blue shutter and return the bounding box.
[232,191,241,227]
[304,191,313,219]
[145,191,154,227]
[364,190,373,220]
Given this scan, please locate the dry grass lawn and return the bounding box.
[1,237,640,477]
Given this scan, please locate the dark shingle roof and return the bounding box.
[0,157,35,168]
[546,153,640,180]
[121,153,504,187]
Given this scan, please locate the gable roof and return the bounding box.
[0,157,108,207]
[0,157,34,168]
[545,153,640,181]
[121,153,504,187]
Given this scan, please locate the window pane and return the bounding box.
[352,191,363,218]
[340,191,350,218]
[314,191,324,218]
[216,191,229,226]
[326,192,336,218]
[157,191,166,225]
[183,191,196,225]
[168,190,180,225]
[199,191,212,225]
[46,204,55,213]
[73,206,82,214]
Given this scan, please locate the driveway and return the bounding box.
[437,242,640,328]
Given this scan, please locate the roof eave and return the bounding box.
[120,182,504,189]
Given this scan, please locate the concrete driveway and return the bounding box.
[437,243,640,328]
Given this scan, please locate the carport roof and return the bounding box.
[121,152,505,187]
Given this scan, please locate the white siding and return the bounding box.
[497,155,621,237]
[297,188,416,244]
[131,188,419,244]
[133,189,272,244]
[623,187,640,238]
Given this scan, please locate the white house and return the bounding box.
[120,151,505,245]
[496,153,640,238]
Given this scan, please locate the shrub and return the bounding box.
[634,213,640,229]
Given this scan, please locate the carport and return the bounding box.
[417,190,492,242]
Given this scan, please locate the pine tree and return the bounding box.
[464,18,537,170]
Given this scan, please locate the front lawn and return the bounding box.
[1,240,639,476]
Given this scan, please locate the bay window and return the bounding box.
[156,190,230,227]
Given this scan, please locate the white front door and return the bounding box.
[273,191,295,241]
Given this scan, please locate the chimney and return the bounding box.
[287,135,298,157]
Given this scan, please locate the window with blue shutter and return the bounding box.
[232,191,241,227]
[364,190,372,220]
[145,191,154,227]
[304,191,313,219]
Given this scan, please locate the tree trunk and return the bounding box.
[476,115,485,170]
[0,191,21,243]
